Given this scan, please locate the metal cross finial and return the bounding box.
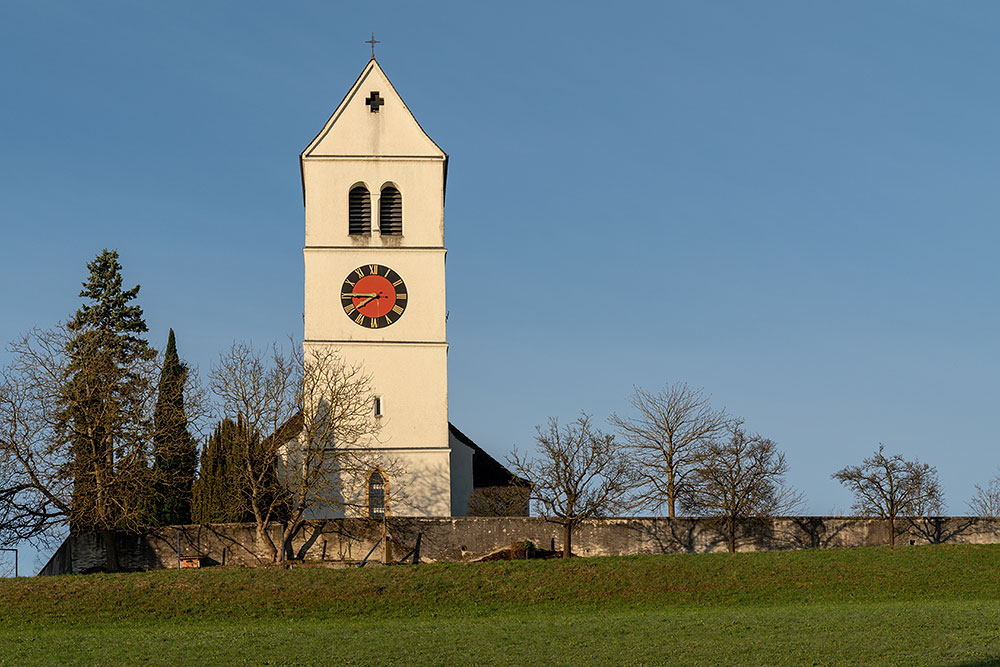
[366,32,380,60]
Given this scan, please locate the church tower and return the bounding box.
[300,56,451,516]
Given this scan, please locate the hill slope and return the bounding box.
[3,545,1000,664]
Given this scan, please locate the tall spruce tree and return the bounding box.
[63,249,157,535]
[192,417,253,523]
[151,329,197,525]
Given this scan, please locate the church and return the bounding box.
[297,53,525,518]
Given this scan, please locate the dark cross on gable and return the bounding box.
[366,91,384,113]
[366,32,380,59]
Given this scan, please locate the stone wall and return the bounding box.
[38,516,1000,575]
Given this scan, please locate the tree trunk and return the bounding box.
[888,516,895,548]
[563,523,572,558]
[101,529,120,572]
[727,517,736,553]
[255,521,277,562]
[667,470,676,519]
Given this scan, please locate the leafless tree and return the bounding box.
[968,468,1000,518]
[686,420,804,553]
[508,413,637,558]
[832,444,943,547]
[286,345,399,539]
[209,341,294,562]
[609,383,727,517]
[209,342,391,562]
[466,485,530,517]
[0,327,206,562]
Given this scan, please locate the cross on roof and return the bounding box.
[366,32,380,60]
[366,91,384,113]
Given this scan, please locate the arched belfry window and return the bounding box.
[379,186,402,236]
[349,185,371,235]
[368,470,388,518]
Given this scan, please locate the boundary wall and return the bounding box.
[38,516,1000,575]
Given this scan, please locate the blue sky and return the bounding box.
[2,0,1000,534]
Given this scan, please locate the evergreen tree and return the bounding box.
[192,417,254,523]
[63,249,157,534]
[151,329,197,525]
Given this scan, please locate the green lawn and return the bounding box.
[3,545,1000,665]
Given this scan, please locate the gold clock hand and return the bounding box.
[341,292,378,298]
[357,296,377,308]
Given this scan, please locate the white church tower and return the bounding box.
[299,51,527,518]
[300,55,453,516]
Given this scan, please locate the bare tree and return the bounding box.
[209,342,389,562]
[686,420,804,553]
[832,445,943,547]
[209,341,294,562]
[285,345,396,539]
[508,413,637,558]
[0,327,205,562]
[609,383,727,518]
[968,468,1000,518]
[466,485,530,517]
[0,334,74,548]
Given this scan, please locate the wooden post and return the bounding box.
[412,533,422,565]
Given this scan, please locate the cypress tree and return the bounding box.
[151,329,197,525]
[192,417,253,523]
[64,249,156,535]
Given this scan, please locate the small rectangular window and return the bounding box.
[373,395,382,418]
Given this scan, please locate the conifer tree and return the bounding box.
[192,417,253,523]
[63,249,157,534]
[151,329,197,525]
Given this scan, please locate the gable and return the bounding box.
[449,423,529,488]
[301,59,446,159]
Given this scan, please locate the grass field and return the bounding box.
[3,545,1000,665]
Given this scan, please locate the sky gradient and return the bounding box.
[2,1,1000,542]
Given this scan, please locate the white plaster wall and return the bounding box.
[384,448,452,517]
[304,341,448,450]
[299,58,452,518]
[303,60,444,159]
[303,249,445,343]
[449,434,475,517]
[303,159,445,248]
[303,448,452,519]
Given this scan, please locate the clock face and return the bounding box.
[341,264,408,328]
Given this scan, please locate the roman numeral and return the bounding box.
[368,264,378,275]
[392,279,403,287]
[355,268,365,279]
[391,305,403,315]
[370,317,379,328]
[396,293,407,300]
[355,313,365,325]
[344,303,356,315]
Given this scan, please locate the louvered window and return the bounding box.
[368,470,387,518]
[379,186,402,236]
[348,186,371,235]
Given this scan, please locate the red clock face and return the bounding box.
[341,264,407,328]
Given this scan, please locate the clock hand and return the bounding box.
[342,292,378,298]
[357,295,377,308]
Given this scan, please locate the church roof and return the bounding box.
[269,413,527,489]
[268,410,304,446]
[449,423,530,489]
[300,58,447,160]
